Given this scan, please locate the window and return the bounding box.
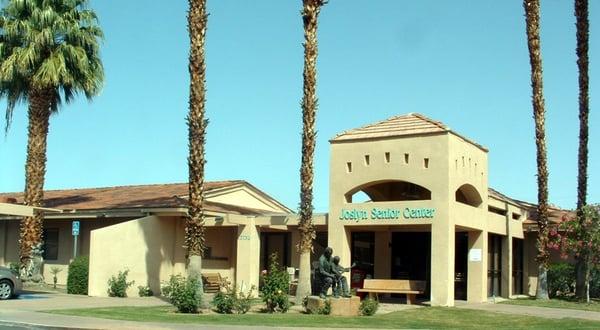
[404,153,410,164]
[346,162,352,173]
[424,158,430,168]
[364,155,370,166]
[43,228,59,260]
[384,152,390,163]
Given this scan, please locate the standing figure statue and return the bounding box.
[317,247,336,298]
[331,256,355,298]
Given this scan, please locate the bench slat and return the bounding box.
[360,279,426,292]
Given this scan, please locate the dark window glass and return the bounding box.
[43,228,59,260]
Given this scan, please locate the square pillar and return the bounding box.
[431,221,455,306]
[235,219,260,293]
[467,230,488,303]
[501,235,513,298]
[374,231,391,279]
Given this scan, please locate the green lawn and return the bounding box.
[46,306,600,329]
[502,297,600,313]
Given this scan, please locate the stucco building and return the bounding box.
[0,113,567,306]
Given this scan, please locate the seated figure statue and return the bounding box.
[317,247,336,298]
[331,256,354,298]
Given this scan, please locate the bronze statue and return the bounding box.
[331,256,354,298]
[317,247,335,298]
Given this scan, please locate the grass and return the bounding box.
[502,297,600,313]
[45,305,600,329]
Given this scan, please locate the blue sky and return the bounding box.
[0,1,598,212]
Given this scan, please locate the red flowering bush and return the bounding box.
[549,205,600,264]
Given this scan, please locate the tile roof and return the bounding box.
[0,181,274,215]
[331,113,448,142]
[331,113,487,151]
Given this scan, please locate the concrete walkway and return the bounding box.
[457,302,600,321]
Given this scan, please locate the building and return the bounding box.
[0,113,567,306]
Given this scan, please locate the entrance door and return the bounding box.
[351,232,375,277]
[488,234,502,297]
[454,232,468,300]
[390,232,430,282]
[260,232,290,271]
[512,239,524,295]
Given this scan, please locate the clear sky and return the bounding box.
[0,1,598,212]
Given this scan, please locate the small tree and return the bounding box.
[549,204,600,302]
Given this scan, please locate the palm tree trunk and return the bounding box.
[296,0,326,304]
[20,88,52,280]
[574,0,590,302]
[185,0,208,294]
[523,0,550,300]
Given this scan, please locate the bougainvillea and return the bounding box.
[549,205,600,264]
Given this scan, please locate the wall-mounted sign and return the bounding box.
[469,248,482,262]
[339,207,435,221]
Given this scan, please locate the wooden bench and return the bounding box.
[356,279,426,305]
[201,273,222,293]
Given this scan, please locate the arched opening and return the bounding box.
[345,180,432,203]
[455,184,482,207]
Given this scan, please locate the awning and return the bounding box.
[0,203,62,217]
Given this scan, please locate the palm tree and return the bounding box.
[0,0,103,278]
[523,0,550,300]
[185,0,208,285]
[574,0,590,302]
[296,0,327,303]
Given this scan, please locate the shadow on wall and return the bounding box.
[138,216,177,297]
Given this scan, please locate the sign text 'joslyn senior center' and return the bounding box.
[339,207,436,221]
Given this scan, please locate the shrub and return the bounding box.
[107,269,135,297]
[360,298,379,316]
[548,263,575,298]
[138,285,154,297]
[212,282,255,314]
[260,253,290,313]
[162,274,202,313]
[318,299,331,315]
[212,290,235,314]
[67,256,89,295]
[8,262,20,276]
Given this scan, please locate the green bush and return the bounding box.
[260,253,290,313]
[162,274,202,314]
[318,299,331,315]
[359,298,379,316]
[211,282,255,314]
[107,269,135,297]
[138,285,154,297]
[8,262,20,276]
[212,290,235,314]
[67,256,89,295]
[548,263,575,298]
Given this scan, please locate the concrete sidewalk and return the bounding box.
[457,302,600,321]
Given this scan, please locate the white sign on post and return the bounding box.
[469,248,482,262]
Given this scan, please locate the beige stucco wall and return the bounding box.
[0,218,128,285]
[208,187,281,213]
[327,132,530,306]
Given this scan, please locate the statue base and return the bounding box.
[306,295,361,316]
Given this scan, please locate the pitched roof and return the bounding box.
[0,181,285,215]
[331,113,487,151]
[488,187,571,225]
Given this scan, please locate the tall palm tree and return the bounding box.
[523,0,550,300]
[296,0,327,303]
[574,0,590,301]
[0,0,103,278]
[185,0,208,285]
